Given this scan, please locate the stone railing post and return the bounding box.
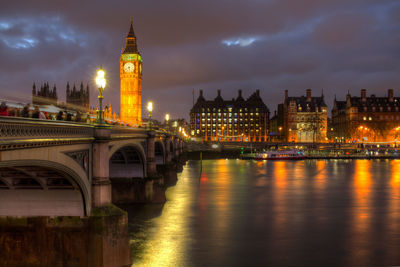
[92,126,112,208]
[165,135,172,164]
[147,131,156,176]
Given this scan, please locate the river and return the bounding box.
[125,159,400,266]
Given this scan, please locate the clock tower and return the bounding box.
[120,19,143,126]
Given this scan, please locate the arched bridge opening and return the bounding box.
[110,146,145,178]
[0,165,87,217]
[155,141,165,165]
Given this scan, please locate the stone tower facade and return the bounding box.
[32,82,58,105]
[66,82,90,110]
[120,19,143,126]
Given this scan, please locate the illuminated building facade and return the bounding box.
[332,89,400,142]
[120,19,143,126]
[283,89,327,142]
[190,90,269,142]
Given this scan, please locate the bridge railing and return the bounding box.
[0,116,95,150]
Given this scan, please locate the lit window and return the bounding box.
[363,117,366,120]
[368,117,372,121]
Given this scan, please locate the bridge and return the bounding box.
[0,116,185,217]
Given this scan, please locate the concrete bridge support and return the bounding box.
[92,127,112,208]
[165,135,172,164]
[174,138,180,159]
[146,131,156,176]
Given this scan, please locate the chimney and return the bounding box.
[361,89,366,101]
[285,90,288,100]
[306,89,311,102]
[389,89,394,102]
[238,89,242,98]
[256,89,260,97]
[217,89,221,97]
[199,89,203,97]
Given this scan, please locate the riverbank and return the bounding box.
[186,150,400,160]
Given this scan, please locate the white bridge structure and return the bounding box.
[0,117,185,217]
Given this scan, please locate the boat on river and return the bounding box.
[254,149,307,160]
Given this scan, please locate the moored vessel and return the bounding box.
[254,149,306,160]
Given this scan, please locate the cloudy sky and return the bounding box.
[1,0,400,120]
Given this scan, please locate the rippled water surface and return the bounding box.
[128,159,400,266]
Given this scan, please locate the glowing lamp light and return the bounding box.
[165,114,170,122]
[96,68,106,89]
[147,101,153,112]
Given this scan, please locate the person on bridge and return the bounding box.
[0,102,9,116]
[56,111,64,120]
[32,106,40,119]
[21,104,30,118]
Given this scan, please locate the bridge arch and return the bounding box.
[0,160,90,217]
[109,141,147,178]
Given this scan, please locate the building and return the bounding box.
[120,19,143,126]
[332,89,400,143]
[32,82,58,105]
[269,104,284,141]
[283,89,327,142]
[66,82,90,110]
[190,90,269,142]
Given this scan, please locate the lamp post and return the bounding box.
[278,126,282,142]
[147,101,153,130]
[173,121,178,135]
[95,67,106,124]
[165,113,170,132]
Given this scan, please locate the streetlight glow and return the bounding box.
[96,68,106,89]
[165,114,169,122]
[147,101,153,112]
[95,66,106,124]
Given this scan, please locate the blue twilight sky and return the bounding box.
[1,0,400,120]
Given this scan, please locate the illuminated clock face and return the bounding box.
[124,62,135,73]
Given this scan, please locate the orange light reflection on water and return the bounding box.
[347,160,372,266]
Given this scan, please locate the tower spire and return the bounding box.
[123,18,138,54]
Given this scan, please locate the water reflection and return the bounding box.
[129,159,400,266]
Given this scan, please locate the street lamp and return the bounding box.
[165,113,170,132]
[147,101,153,130]
[173,121,178,135]
[95,66,106,124]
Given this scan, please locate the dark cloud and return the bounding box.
[0,0,400,119]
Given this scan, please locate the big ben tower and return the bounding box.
[120,19,143,126]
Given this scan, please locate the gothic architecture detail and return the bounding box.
[32,82,58,105]
[190,90,269,142]
[120,19,143,126]
[66,82,90,110]
[283,89,328,142]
